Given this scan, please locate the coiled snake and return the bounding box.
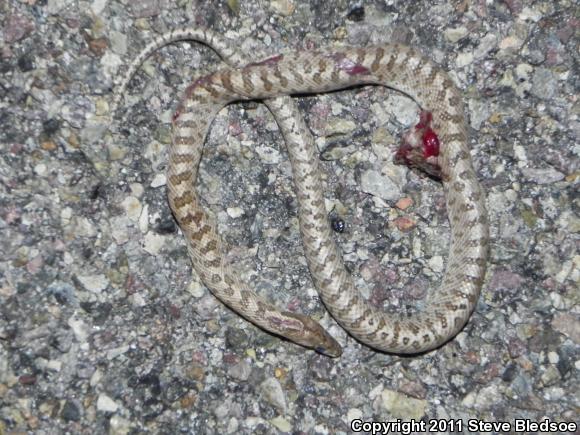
[111,28,489,357]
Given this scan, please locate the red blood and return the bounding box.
[331,53,371,76]
[175,74,214,122]
[183,75,211,99]
[416,111,433,130]
[393,110,442,179]
[422,128,440,157]
[414,111,440,157]
[346,64,370,75]
[394,142,413,163]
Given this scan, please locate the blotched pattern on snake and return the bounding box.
[112,28,489,357]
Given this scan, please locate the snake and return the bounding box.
[111,27,489,357]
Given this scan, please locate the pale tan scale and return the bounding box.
[112,28,489,357]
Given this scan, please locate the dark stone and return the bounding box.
[16,282,32,294]
[556,347,573,377]
[156,216,177,234]
[347,6,365,21]
[18,54,34,72]
[61,400,80,422]
[90,183,104,200]
[501,363,518,382]
[139,372,162,397]
[93,303,113,325]
[225,327,249,351]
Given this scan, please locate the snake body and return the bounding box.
[113,28,488,357]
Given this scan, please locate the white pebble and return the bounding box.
[187,280,205,298]
[270,416,292,432]
[150,173,166,188]
[121,196,142,222]
[428,255,444,273]
[130,183,144,197]
[142,232,165,255]
[227,207,245,218]
[67,315,89,342]
[270,0,295,16]
[548,351,559,364]
[97,394,119,412]
[347,408,363,422]
[138,203,149,234]
[549,291,566,309]
[90,0,107,15]
[77,274,109,293]
[34,163,47,176]
[255,145,282,164]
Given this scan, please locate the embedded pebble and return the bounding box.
[67,315,89,342]
[76,274,109,293]
[142,232,165,255]
[70,216,98,238]
[33,163,48,176]
[461,385,502,409]
[226,207,245,218]
[551,314,580,344]
[60,400,80,421]
[393,216,416,232]
[456,52,474,68]
[121,196,142,222]
[530,68,558,99]
[270,416,292,433]
[474,34,498,59]
[97,394,119,413]
[360,169,402,201]
[270,0,295,16]
[227,359,252,381]
[395,197,413,210]
[519,6,542,22]
[255,145,282,164]
[108,31,128,55]
[444,26,468,43]
[130,0,160,17]
[150,173,166,188]
[427,255,444,273]
[109,416,133,435]
[138,203,149,233]
[325,118,356,136]
[91,0,108,15]
[4,14,35,43]
[377,95,418,127]
[110,217,130,244]
[521,167,565,184]
[259,378,286,413]
[379,390,427,419]
[187,280,205,298]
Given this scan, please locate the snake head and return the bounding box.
[394,110,442,179]
[278,312,342,357]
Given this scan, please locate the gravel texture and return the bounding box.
[1,0,578,434]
